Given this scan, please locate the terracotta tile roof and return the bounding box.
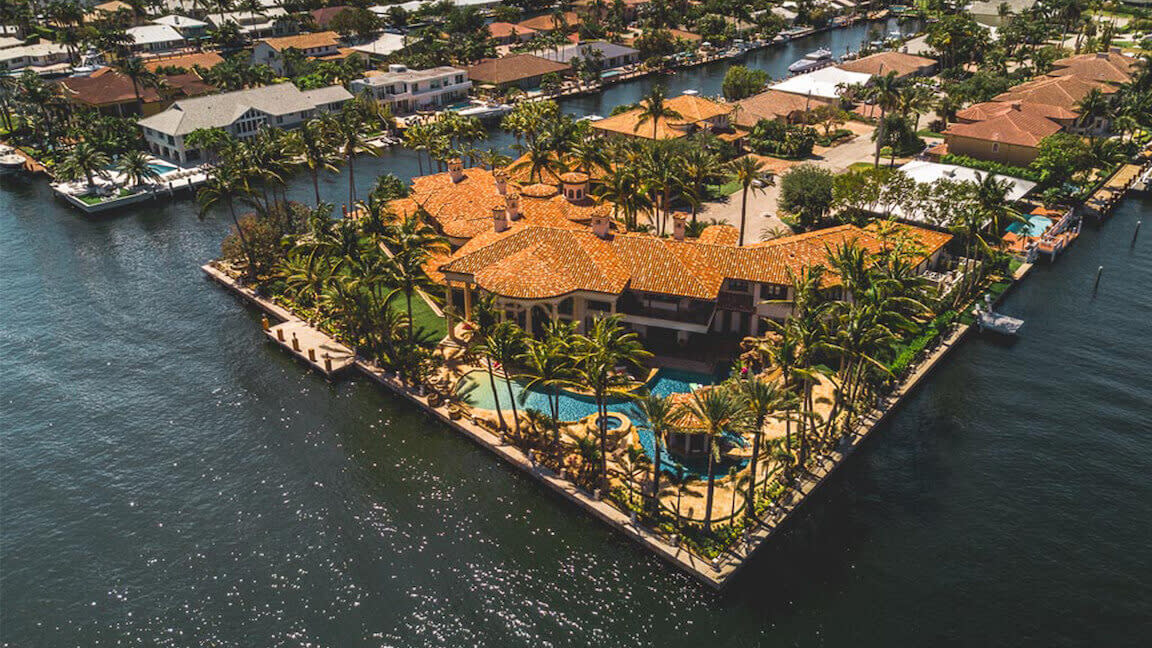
[503,153,610,185]
[57,68,163,107]
[956,100,1078,123]
[698,224,739,245]
[993,75,1117,109]
[487,21,536,38]
[734,89,830,127]
[260,31,340,52]
[465,54,572,85]
[311,5,353,27]
[1048,51,1138,85]
[837,51,937,78]
[440,223,952,300]
[391,166,604,241]
[162,72,216,97]
[516,12,580,32]
[591,94,733,139]
[144,51,225,72]
[944,109,1062,148]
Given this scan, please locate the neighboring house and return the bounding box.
[968,0,1037,27]
[591,93,734,140]
[770,67,872,100]
[837,51,938,80]
[311,5,354,28]
[574,0,649,22]
[943,105,1063,164]
[348,33,407,61]
[151,15,211,41]
[137,82,351,163]
[251,31,342,74]
[516,12,581,33]
[143,51,226,73]
[733,89,833,127]
[1046,49,1138,86]
[84,1,141,24]
[0,41,70,74]
[57,67,215,118]
[955,100,1077,129]
[208,8,297,39]
[465,54,572,90]
[126,24,187,53]
[487,22,536,46]
[992,75,1118,134]
[884,160,1037,226]
[529,41,640,69]
[350,65,470,114]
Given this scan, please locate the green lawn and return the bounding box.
[707,180,743,198]
[388,291,446,345]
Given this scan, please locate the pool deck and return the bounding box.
[202,260,1030,590]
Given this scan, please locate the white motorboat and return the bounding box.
[69,49,105,77]
[973,298,1024,336]
[0,145,24,173]
[456,102,512,120]
[788,48,833,74]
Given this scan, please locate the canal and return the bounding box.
[3,18,1150,646]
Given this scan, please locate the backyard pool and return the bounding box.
[148,161,178,175]
[1007,215,1053,238]
[455,368,743,478]
[455,368,720,422]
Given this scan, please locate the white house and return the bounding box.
[770,66,872,100]
[152,15,210,40]
[0,40,70,73]
[126,24,187,53]
[137,83,351,163]
[349,33,407,60]
[208,8,296,39]
[349,65,470,114]
[529,41,640,69]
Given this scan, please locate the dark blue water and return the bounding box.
[4,20,1152,646]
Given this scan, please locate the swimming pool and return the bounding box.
[454,368,719,422]
[148,162,178,175]
[455,368,740,478]
[1006,215,1052,238]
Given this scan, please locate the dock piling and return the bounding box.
[276,328,284,342]
[1093,265,1104,294]
[261,315,270,331]
[307,348,316,362]
[291,332,300,351]
[1134,220,1142,246]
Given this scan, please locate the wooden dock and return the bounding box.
[1084,162,1149,219]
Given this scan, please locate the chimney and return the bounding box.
[1096,51,1109,59]
[494,169,507,195]
[447,158,464,183]
[1009,100,1022,111]
[591,212,611,239]
[492,206,509,233]
[672,212,687,241]
[560,171,590,203]
[505,192,521,220]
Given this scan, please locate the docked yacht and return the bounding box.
[787,48,833,74]
[0,145,25,174]
[69,49,105,77]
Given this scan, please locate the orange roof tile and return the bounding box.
[734,90,831,127]
[465,54,572,85]
[487,21,536,38]
[144,51,225,72]
[1048,50,1138,85]
[591,94,733,139]
[837,51,937,78]
[260,31,340,52]
[993,75,1117,109]
[944,109,1062,148]
[956,100,1078,123]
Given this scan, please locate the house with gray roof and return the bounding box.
[529,41,640,70]
[349,64,470,114]
[137,82,351,163]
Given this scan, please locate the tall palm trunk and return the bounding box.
[484,357,507,431]
[703,440,716,531]
[651,438,662,515]
[346,152,356,208]
[746,414,765,518]
[311,168,321,205]
[738,184,750,246]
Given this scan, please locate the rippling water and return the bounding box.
[4,21,1152,644]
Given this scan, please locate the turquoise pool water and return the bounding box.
[456,368,742,478]
[148,162,178,175]
[1007,215,1052,238]
[456,368,719,422]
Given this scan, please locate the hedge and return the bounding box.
[940,154,1043,182]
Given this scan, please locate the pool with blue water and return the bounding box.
[1006,214,1053,238]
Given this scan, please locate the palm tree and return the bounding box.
[483,321,526,438]
[634,85,682,141]
[678,147,719,223]
[859,72,902,168]
[115,56,157,115]
[726,155,766,246]
[380,213,448,350]
[517,329,575,463]
[116,149,160,188]
[633,391,679,515]
[468,294,507,432]
[622,446,648,505]
[572,315,651,489]
[58,142,110,188]
[197,165,257,279]
[291,116,339,205]
[733,374,793,518]
[679,385,749,531]
[1075,88,1111,134]
[334,104,378,208]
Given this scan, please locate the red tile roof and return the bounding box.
[465,54,572,85]
[945,108,1063,148]
[956,100,1078,123]
[837,51,937,78]
[993,75,1117,109]
[57,68,163,107]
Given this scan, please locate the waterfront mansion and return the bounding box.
[137,83,351,163]
[394,161,952,346]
